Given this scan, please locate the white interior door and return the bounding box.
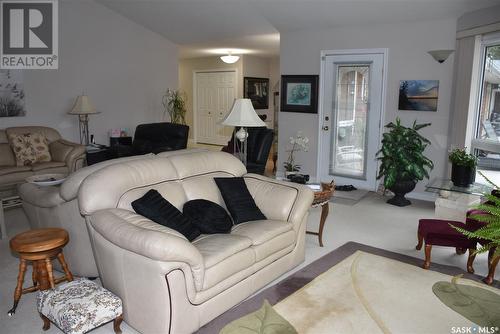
[318,50,386,190]
[195,71,236,145]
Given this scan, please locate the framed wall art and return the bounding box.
[398,80,439,112]
[281,75,319,113]
[244,77,269,109]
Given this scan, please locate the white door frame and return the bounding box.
[192,68,238,144]
[316,48,389,189]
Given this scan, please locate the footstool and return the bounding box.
[37,278,123,334]
[416,219,477,273]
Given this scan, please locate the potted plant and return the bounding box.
[448,148,477,187]
[283,132,309,177]
[162,89,187,125]
[376,117,434,207]
[453,172,499,285]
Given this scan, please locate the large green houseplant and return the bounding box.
[376,117,434,206]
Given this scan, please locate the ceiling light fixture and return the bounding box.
[220,51,240,64]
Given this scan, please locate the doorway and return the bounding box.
[318,49,387,190]
[194,70,237,145]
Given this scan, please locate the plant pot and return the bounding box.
[387,180,416,207]
[451,164,475,187]
[285,171,298,178]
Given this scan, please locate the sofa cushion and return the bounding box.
[183,199,232,234]
[8,132,52,166]
[31,161,66,171]
[0,144,15,166]
[214,177,266,225]
[131,189,201,241]
[0,165,31,176]
[192,234,252,268]
[231,220,293,245]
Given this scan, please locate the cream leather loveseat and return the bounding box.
[19,154,154,277]
[79,151,313,334]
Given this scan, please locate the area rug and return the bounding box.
[197,242,499,334]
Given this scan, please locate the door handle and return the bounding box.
[322,126,329,131]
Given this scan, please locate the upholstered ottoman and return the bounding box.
[416,219,477,272]
[36,278,123,334]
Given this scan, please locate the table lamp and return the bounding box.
[221,98,266,165]
[68,95,99,145]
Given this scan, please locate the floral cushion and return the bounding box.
[8,132,51,166]
[36,278,122,334]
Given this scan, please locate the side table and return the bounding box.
[0,195,22,240]
[8,228,73,316]
[306,180,335,247]
[86,147,114,166]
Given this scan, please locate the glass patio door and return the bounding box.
[318,51,385,190]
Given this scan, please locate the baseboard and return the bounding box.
[406,191,437,202]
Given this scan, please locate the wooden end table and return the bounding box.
[8,228,73,316]
[306,181,335,247]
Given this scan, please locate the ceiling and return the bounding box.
[98,0,500,59]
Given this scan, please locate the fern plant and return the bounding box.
[376,117,434,188]
[453,172,500,258]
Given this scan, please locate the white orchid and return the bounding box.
[284,132,309,172]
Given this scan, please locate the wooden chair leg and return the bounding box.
[416,232,423,250]
[113,314,124,334]
[8,258,27,316]
[467,248,476,274]
[57,252,73,282]
[423,244,432,269]
[39,313,51,331]
[317,203,329,247]
[44,258,55,289]
[484,255,499,285]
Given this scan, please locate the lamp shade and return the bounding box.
[222,98,266,127]
[68,95,98,115]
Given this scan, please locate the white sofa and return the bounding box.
[19,154,154,277]
[78,151,313,334]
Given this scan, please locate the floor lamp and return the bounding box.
[68,95,99,146]
[221,98,266,165]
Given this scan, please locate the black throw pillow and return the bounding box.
[131,189,201,241]
[214,177,266,225]
[183,199,233,234]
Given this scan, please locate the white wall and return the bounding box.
[279,19,457,198]
[0,0,178,144]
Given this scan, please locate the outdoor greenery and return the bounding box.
[162,89,187,125]
[376,117,434,189]
[448,148,478,168]
[453,172,500,258]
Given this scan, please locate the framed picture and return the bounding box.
[398,80,439,112]
[0,70,26,117]
[244,77,269,109]
[281,75,319,113]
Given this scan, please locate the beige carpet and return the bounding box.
[273,251,494,334]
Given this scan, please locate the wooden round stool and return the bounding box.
[8,228,73,316]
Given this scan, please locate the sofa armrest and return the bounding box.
[50,139,86,172]
[244,174,314,232]
[88,208,205,290]
[18,182,66,207]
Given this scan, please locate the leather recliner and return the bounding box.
[222,127,274,175]
[78,151,313,334]
[113,122,189,157]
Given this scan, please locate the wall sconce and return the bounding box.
[427,50,454,63]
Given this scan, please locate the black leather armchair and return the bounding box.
[222,127,274,175]
[113,122,189,157]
